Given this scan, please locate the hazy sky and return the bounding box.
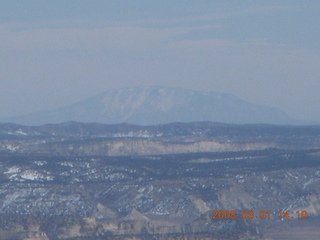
[1,1,320,122]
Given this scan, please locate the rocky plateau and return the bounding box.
[0,122,319,239]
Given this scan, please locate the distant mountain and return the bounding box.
[2,86,297,126]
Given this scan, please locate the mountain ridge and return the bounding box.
[2,86,297,126]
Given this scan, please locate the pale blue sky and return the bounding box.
[1,1,319,122]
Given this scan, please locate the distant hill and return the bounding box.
[2,86,297,125]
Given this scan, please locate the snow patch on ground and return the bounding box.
[59,162,74,167]
[4,166,21,174]
[5,144,19,151]
[15,130,28,136]
[303,178,318,189]
[34,161,47,166]
[19,170,54,181]
[113,130,152,138]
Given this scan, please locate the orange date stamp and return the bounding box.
[212,210,308,220]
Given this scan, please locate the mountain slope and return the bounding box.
[3,86,295,125]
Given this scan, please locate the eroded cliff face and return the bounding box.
[33,139,274,156]
[3,121,318,157]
